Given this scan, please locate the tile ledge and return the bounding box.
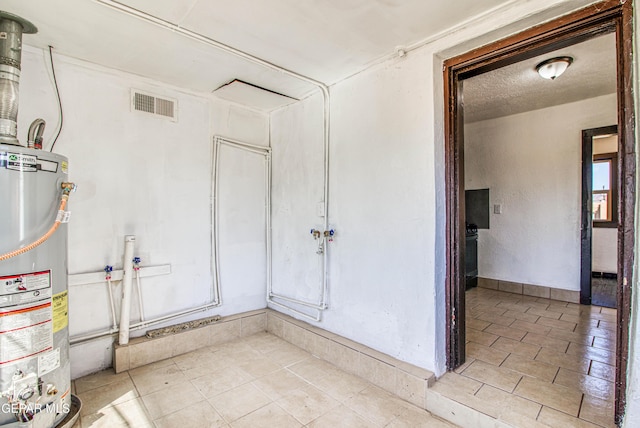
[265,309,436,386]
[113,308,268,373]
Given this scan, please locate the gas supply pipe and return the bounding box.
[0,182,76,261]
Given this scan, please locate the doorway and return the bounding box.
[581,125,619,308]
[444,0,634,423]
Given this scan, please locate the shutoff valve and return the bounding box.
[324,229,335,242]
[310,228,336,255]
[133,257,141,271]
[60,182,76,195]
[104,265,113,281]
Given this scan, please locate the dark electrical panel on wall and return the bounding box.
[465,188,489,229]
[464,188,487,290]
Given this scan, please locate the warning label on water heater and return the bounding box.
[0,302,53,365]
[1,271,51,295]
[38,348,60,376]
[52,291,68,333]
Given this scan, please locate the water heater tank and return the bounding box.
[0,145,71,427]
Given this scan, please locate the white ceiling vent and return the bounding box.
[131,89,177,121]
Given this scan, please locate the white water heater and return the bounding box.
[0,11,75,428]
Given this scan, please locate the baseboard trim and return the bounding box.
[266,310,435,409]
[113,309,268,373]
[476,277,580,303]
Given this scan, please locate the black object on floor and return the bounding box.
[591,275,617,308]
[465,226,478,290]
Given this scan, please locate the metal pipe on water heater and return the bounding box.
[0,11,36,146]
[118,236,136,345]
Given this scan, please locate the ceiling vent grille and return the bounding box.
[131,90,177,121]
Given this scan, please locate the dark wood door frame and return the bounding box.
[581,125,618,306]
[443,0,634,424]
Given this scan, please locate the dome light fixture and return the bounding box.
[536,56,573,80]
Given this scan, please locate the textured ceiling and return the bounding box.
[463,33,617,123]
[1,0,610,115]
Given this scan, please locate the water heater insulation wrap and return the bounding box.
[0,144,71,427]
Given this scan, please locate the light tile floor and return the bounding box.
[73,288,619,428]
[432,287,617,427]
[73,332,455,427]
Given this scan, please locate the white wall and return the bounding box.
[594,135,618,154]
[593,228,617,273]
[216,141,269,312]
[268,0,610,379]
[18,47,269,378]
[270,49,439,371]
[327,51,438,370]
[270,93,325,304]
[464,94,616,290]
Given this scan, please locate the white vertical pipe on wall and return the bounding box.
[212,137,270,304]
[211,138,222,303]
[106,277,118,330]
[321,93,330,308]
[265,148,272,309]
[118,235,136,345]
[267,90,330,319]
[96,0,332,320]
[134,270,145,321]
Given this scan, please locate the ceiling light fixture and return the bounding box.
[536,56,573,80]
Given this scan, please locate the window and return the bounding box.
[592,152,617,227]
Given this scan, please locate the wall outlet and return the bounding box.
[494,204,502,214]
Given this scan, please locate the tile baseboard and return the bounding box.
[113,309,267,373]
[477,277,580,303]
[113,307,436,411]
[265,310,436,409]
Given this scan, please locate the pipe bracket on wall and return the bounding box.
[68,264,172,286]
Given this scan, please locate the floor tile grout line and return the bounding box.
[576,392,586,423]
[227,400,280,426]
[550,365,561,384]
[207,398,238,426]
[126,369,154,420]
[533,401,543,423]
[511,373,524,394]
[74,369,134,396]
